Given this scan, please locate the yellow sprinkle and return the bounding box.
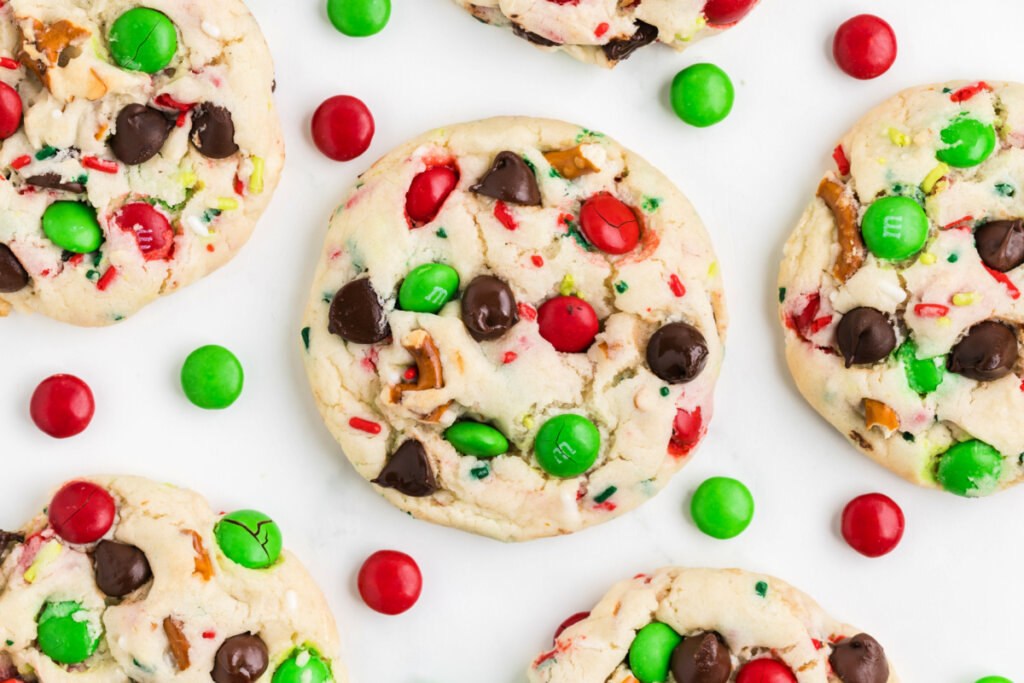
[932,179,950,195]
[887,127,910,147]
[213,197,239,211]
[176,170,198,188]
[952,292,979,306]
[559,274,575,296]
[708,261,718,277]
[249,156,264,194]
[937,316,952,327]
[24,540,61,583]
[921,163,950,194]
[877,157,887,165]
[522,415,535,429]
[919,253,937,265]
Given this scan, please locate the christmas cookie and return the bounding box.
[0,476,344,682]
[779,80,1024,497]
[529,567,899,683]
[0,0,283,326]
[302,117,727,542]
[454,0,760,68]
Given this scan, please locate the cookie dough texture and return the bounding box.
[0,0,283,326]
[0,475,344,682]
[303,117,727,542]
[779,81,1024,494]
[454,0,754,68]
[529,567,899,683]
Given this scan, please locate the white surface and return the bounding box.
[1,0,1021,681]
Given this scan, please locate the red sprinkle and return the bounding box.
[82,156,118,173]
[10,154,30,170]
[502,351,517,364]
[914,303,949,318]
[154,93,195,127]
[594,501,617,511]
[233,176,244,196]
[349,417,382,434]
[202,631,216,640]
[558,212,575,230]
[517,303,537,322]
[812,639,823,650]
[68,253,84,266]
[594,22,609,37]
[403,367,418,381]
[943,215,974,231]
[950,81,990,103]
[206,244,215,252]
[531,255,544,267]
[0,57,18,70]
[494,200,517,231]
[668,274,686,297]
[984,266,1021,300]
[833,144,851,176]
[96,266,118,291]
[809,315,832,334]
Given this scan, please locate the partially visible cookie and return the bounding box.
[454,0,760,68]
[0,475,344,683]
[529,567,899,683]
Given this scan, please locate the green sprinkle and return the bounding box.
[301,327,311,351]
[322,293,332,303]
[778,287,786,303]
[902,432,915,442]
[659,387,670,397]
[435,228,447,239]
[942,87,953,94]
[594,486,617,503]
[641,196,662,213]
[575,128,605,143]
[85,269,99,281]
[996,183,1016,197]
[75,174,88,184]
[755,581,768,598]
[5,640,12,646]
[615,280,629,294]
[522,156,536,173]
[202,208,222,223]
[947,253,959,263]
[563,218,595,252]
[470,464,490,480]
[548,167,561,179]
[35,146,58,160]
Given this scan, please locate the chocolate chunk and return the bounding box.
[511,23,560,46]
[836,307,896,367]
[0,530,24,556]
[670,632,732,683]
[947,320,1018,381]
[470,151,541,206]
[461,275,519,341]
[0,244,29,293]
[646,322,709,384]
[110,104,172,165]
[328,278,391,345]
[191,103,239,159]
[24,172,85,194]
[212,633,269,683]
[975,218,1024,272]
[372,439,438,497]
[829,634,890,683]
[91,540,152,597]
[601,20,659,62]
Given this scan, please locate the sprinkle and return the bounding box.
[200,20,221,37]
[755,581,768,598]
[96,266,118,291]
[902,432,915,442]
[641,196,661,213]
[402,367,418,381]
[914,303,949,317]
[809,315,832,334]
[984,266,1021,299]
[812,639,823,650]
[349,417,381,434]
[494,200,517,231]
[659,387,670,397]
[35,146,57,160]
[502,351,518,364]
[947,253,959,263]
[778,287,786,303]
[708,262,718,277]
[212,197,239,211]
[0,57,18,69]
[249,157,264,194]
[943,215,974,231]
[186,215,209,237]
[876,157,886,165]
[470,464,490,480]
[202,631,216,640]
[82,156,118,173]
[832,144,851,175]
[937,316,952,327]
[85,269,99,282]
[669,274,686,297]
[594,22,609,37]
[301,327,311,350]
[952,291,979,306]
[559,274,575,296]
[919,252,937,265]
[996,182,1015,197]
[177,170,198,187]
[921,163,949,194]
[950,81,990,103]
[435,228,447,238]
[531,255,544,267]
[206,244,215,252]
[887,127,910,146]
[24,540,61,583]
[594,501,617,511]
[522,415,535,429]
[594,486,617,503]
[10,154,30,169]
[50,109,62,120]
[614,281,629,294]
[233,176,244,196]
[518,303,537,321]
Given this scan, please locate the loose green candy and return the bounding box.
[36,601,101,664]
[398,263,459,313]
[272,648,332,683]
[937,440,1003,497]
[215,509,282,569]
[861,196,929,260]
[975,677,1013,683]
[897,340,945,394]
[42,201,102,253]
[534,414,600,478]
[936,117,996,168]
[108,8,178,73]
[628,622,681,683]
[690,476,754,539]
[445,421,509,458]
[327,0,391,37]
[181,345,244,409]
[670,63,734,128]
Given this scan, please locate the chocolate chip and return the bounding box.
[511,23,560,46]
[601,20,659,62]
[975,218,1024,272]
[0,530,24,556]
[829,634,890,683]
[191,103,239,159]
[328,278,391,345]
[947,320,1018,381]
[461,275,518,341]
[372,439,438,497]
[91,540,152,597]
[836,307,896,367]
[110,104,172,165]
[646,322,709,384]
[24,172,85,194]
[670,632,732,683]
[212,633,269,683]
[470,151,541,206]
[0,244,29,293]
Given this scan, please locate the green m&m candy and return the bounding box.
[327,0,391,37]
[690,476,754,539]
[108,8,178,73]
[861,196,929,260]
[444,421,509,458]
[936,117,996,168]
[272,648,333,683]
[181,345,244,409]
[215,509,282,569]
[398,263,459,313]
[936,439,1003,497]
[975,677,1013,683]
[670,63,734,128]
[42,201,102,253]
[628,622,681,683]
[36,601,101,664]
[897,340,945,394]
[534,414,600,478]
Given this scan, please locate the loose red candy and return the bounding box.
[48,481,115,544]
[703,0,758,25]
[736,658,797,683]
[357,550,422,615]
[553,611,590,642]
[406,167,458,224]
[311,95,374,161]
[832,15,897,80]
[0,82,22,139]
[579,193,640,255]
[30,374,95,439]
[841,493,905,557]
[113,203,173,260]
[537,295,599,353]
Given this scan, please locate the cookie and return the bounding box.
[302,117,727,542]
[529,567,898,683]
[779,80,1024,497]
[0,476,344,682]
[0,0,283,326]
[454,0,760,68]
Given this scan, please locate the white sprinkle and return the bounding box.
[201,21,221,38]
[878,280,906,305]
[187,215,209,237]
[51,109,62,119]
[285,589,298,611]
[295,650,311,667]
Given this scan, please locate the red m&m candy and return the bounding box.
[30,374,95,439]
[703,0,758,25]
[311,95,374,161]
[406,166,458,224]
[113,203,173,260]
[833,15,897,80]
[48,481,115,544]
[0,82,22,139]
[579,193,640,255]
[357,550,422,615]
[736,658,797,683]
[841,493,905,557]
[538,295,599,353]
